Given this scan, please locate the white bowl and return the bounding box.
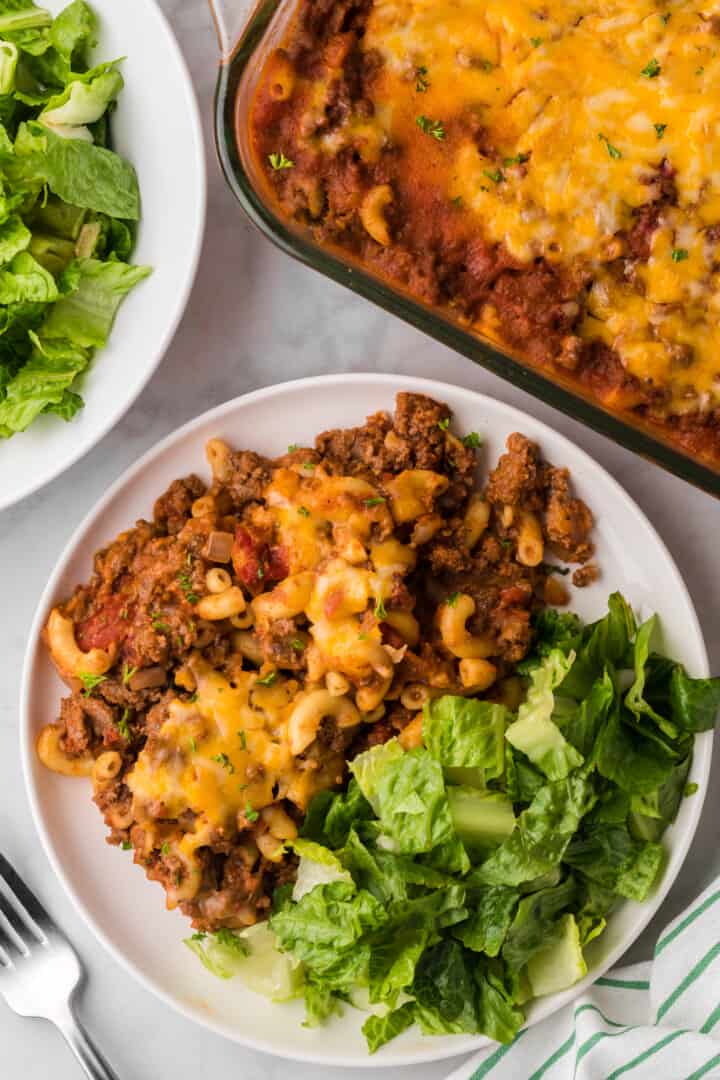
[0,0,206,511]
[21,374,712,1067]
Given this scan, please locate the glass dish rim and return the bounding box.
[213,3,720,499]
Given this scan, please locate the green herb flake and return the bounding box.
[288,443,299,452]
[416,115,446,140]
[375,597,388,620]
[161,842,170,856]
[437,417,450,430]
[303,461,315,471]
[530,36,543,47]
[257,565,265,580]
[462,431,482,448]
[671,248,689,262]
[291,638,306,652]
[238,730,248,750]
[503,152,530,167]
[365,496,386,507]
[212,752,235,774]
[187,692,198,704]
[654,122,667,139]
[446,592,460,607]
[177,570,199,604]
[120,660,136,686]
[483,167,504,184]
[660,11,671,23]
[256,671,278,687]
[598,133,622,160]
[117,708,131,740]
[696,66,705,75]
[452,195,464,207]
[121,841,132,851]
[151,612,171,634]
[268,152,294,171]
[641,58,661,78]
[415,65,430,92]
[78,672,107,696]
[189,737,197,753]
[245,802,259,823]
[298,505,311,517]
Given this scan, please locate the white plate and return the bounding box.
[0,0,206,511]
[21,374,712,1067]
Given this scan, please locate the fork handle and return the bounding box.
[53,1001,121,1080]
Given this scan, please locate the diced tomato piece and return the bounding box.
[266,544,289,583]
[75,594,129,652]
[232,526,263,592]
[499,584,531,607]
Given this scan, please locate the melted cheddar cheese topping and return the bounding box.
[355,0,720,409]
[126,467,432,841]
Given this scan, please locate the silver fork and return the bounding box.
[0,852,119,1080]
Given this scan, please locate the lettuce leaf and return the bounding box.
[453,885,519,957]
[670,668,720,732]
[502,875,577,972]
[269,881,386,992]
[363,1001,417,1053]
[473,773,596,886]
[11,122,141,219]
[423,696,507,780]
[351,744,455,855]
[560,592,636,699]
[0,329,87,434]
[42,257,151,347]
[596,704,676,794]
[506,650,583,780]
[0,0,52,33]
[291,838,353,901]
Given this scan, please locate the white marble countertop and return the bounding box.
[1,2,719,1077]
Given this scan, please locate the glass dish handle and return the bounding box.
[208,0,257,60]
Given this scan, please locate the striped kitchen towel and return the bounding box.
[447,877,720,1080]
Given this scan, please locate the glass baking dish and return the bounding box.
[208,0,720,497]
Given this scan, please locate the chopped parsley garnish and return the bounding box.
[437,417,450,430]
[302,461,315,471]
[415,65,430,92]
[462,431,482,448]
[189,737,197,753]
[216,929,249,952]
[503,152,530,167]
[121,840,132,850]
[106,651,133,691]
[365,496,386,507]
[480,58,494,71]
[187,692,198,703]
[446,592,460,607]
[671,248,689,262]
[696,66,705,75]
[256,671,278,687]
[530,36,543,47]
[245,802,259,823]
[268,152,294,170]
[177,570,199,604]
[297,505,311,517]
[541,563,570,576]
[483,167,504,184]
[117,708,131,740]
[291,638,306,652]
[288,443,299,452]
[358,632,368,641]
[238,730,247,750]
[257,565,265,579]
[161,842,170,855]
[416,115,445,140]
[375,597,388,620]
[191,932,206,942]
[212,752,235,774]
[641,58,661,78]
[654,122,667,139]
[660,11,671,23]
[598,133,622,160]
[501,538,513,549]
[78,672,106,696]
[452,195,463,207]
[151,612,171,634]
